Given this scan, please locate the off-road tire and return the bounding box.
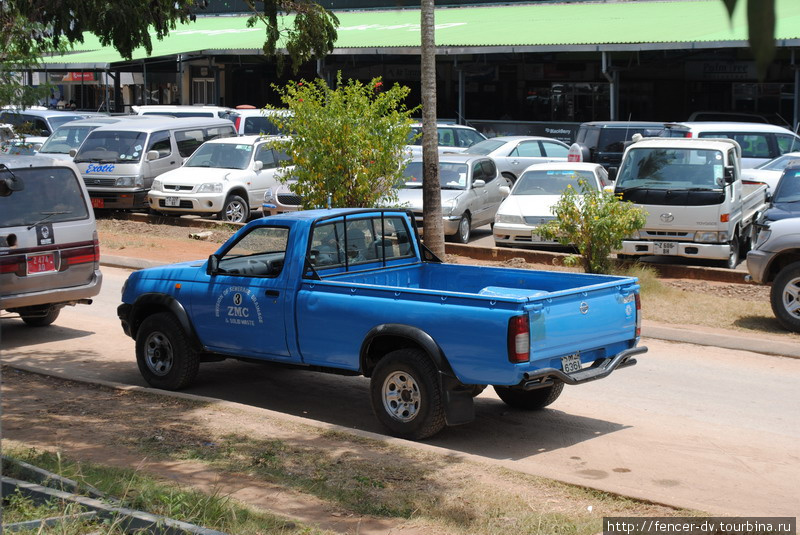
[770,261,800,333]
[20,306,60,327]
[218,194,249,224]
[135,312,199,390]
[493,382,564,410]
[370,348,446,440]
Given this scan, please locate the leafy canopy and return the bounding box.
[537,179,647,274]
[267,73,418,210]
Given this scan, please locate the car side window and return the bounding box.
[205,125,236,141]
[456,129,484,148]
[437,128,455,147]
[175,129,205,157]
[776,134,800,155]
[480,159,497,183]
[308,216,415,271]
[147,130,172,158]
[472,161,485,183]
[543,141,569,158]
[217,226,288,278]
[255,146,277,169]
[513,141,544,157]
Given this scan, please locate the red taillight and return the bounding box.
[507,314,530,363]
[635,293,642,338]
[684,132,693,138]
[234,117,241,131]
[0,256,21,274]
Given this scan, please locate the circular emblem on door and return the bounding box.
[579,301,589,314]
[660,213,675,223]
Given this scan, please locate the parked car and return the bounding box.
[569,121,667,170]
[37,116,158,161]
[493,162,608,248]
[741,151,800,193]
[0,108,84,138]
[662,122,800,168]
[398,154,505,243]
[461,136,570,184]
[746,217,800,332]
[0,155,102,326]
[406,123,486,158]
[231,108,290,136]
[132,105,236,120]
[758,162,800,225]
[147,135,293,223]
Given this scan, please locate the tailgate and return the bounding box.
[526,281,637,364]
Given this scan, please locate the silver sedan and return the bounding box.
[462,136,570,184]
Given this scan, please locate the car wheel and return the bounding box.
[501,172,516,186]
[20,305,61,327]
[770,261,800,333]
[218,194,248,224]
[493,382,564,410]
[135,312,199,390]
[370,348,446,440]
[449,214,471,244]
[721,235,740,269]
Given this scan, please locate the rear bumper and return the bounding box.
[1,270,102,310]
[619,240,729,260]
[519,345,647,389]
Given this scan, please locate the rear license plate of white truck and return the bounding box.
[653,241,677,255]
[561,353,581,374]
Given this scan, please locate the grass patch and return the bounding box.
[3,445,328,535]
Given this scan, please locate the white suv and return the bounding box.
[147,135,292,223]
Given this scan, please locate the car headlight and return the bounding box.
[151,179,163,192]
[442,199,457,216]
[263,188,274,202]
[495,213,524,224]
[197,182,223,193]
[754,228,771,249]
[115,176,143,187]
[695,231,720,243]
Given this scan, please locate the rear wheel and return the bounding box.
[20,305,61,327]
[135,312,199,390]
[370,348,446,440]
[770,261,800,333]
[218,194,248,224]
[493,382,564,410]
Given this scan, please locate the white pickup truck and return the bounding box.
[612,137,768,269]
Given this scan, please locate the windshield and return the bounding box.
[0,166,89,226]
[48,115,84,130]
[616,148,725,190]
[773,169,800,203]
[402,161,469,189]
[758,154,800,171]
[185,142,253,169]
[463,139,506,155]
[74,130,148,163]
[514,169,598,195]
[39,125,98,154]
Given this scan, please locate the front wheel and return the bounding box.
[449,214,471,244]
[20,305,61,327]
[721,235,740,269]
[135,312,199,390]
[369,349,446,440]
[493,382,564,410]
[770,261,800,332]
[218,194,249,224]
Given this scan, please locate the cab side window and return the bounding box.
[255,146,277,169]
[147,130,172,158]
[176,129,205,157]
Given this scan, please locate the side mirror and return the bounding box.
[608,167,618,181]
[253,160,264,171]
[206,254,219,275]
[603,185,615,194]
[40,130,50,137]
[69,148,78,157]
[146,150,160,161]
[32,143,42,152]
[499,185,511,198]
[473,179,486,188]
[724,166,735,184]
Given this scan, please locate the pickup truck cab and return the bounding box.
[613,137,768,269]
[118,209,646,439]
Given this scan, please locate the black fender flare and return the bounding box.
[360,323,474,426]
[123,293,203,350]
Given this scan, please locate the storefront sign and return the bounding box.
[686,61,756,81]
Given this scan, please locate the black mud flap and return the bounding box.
[440,373,475,426]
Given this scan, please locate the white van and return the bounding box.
[72,117,236,210]
[132,105,235,120]
[0,155,102,326]
[663,122,800,168]
[37,116,157,161]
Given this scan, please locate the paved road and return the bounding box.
[1,266,797,517]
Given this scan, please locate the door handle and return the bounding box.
[265,290,280,297]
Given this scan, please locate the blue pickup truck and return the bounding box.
[118,208,646,439]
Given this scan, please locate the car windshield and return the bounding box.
[773,169,800,203]
[48,115,84,130]
[514,169,597,195]
[463,139,506,155]
[402,161,469,189]
[39,125,98,154]
[616,148,725,190]
[73,130,148,163]
[0,166,89,227]
[758,154,800,171]
[185,142,253,169]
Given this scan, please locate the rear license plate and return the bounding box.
[91,198,104,209]
[165,196,181,207]
[27,253,56,274]
[653,241,677,255]
[561,353,582,374]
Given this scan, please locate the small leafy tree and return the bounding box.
[267,73,418,210]
[538,179,647,274]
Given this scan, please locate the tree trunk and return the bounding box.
[420,0,444,258]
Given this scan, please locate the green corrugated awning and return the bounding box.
[40,0,800,68]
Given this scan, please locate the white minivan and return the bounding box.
[72,117,236,210]
[663,122,800,168]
